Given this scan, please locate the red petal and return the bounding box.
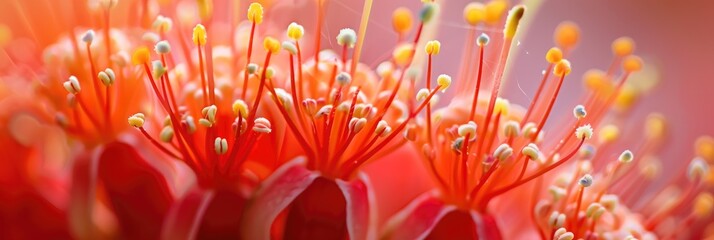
[161,189,214,240]
[195,188,248,239]
[383,193,453,239]
[98,142,174,240]
[68,153,99,239]
[385,193,503,240]
[335,173,376,240]
[241,158,317,239]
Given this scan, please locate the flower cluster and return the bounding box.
[0,0,712,239]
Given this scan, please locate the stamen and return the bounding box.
[214,137,228,155]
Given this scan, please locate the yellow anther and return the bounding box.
[640,158,661,180]
[287,22,304,40]
[503,5,525,39]
[128,113,146,128]
[484,0,508,25]
[622,55,643,72]
[160,126,174,142]
[546,47,563,64]
[598,124,619,143]
[614,85,638,111]
[437,74,451,92]
[247,2,264,24]
[600,194,618,211]
[644,113,666,140]
[494,97,510,115]
[612,37,635,57]
[582,69,608,91]
[392,43,414,66]
[263,37,280,54]
[392,7,413,34]
[132,47,151,65]
[197,0,213,20]
[554,21,580,49]
[694,193,714,218]
[463,2,486,26]
[575,124,593,140]
[192,24,207,46]
[554,59,572,76]
[425,40,441,55]
[232,99,249,117]
[214,137,228,155]
[696,136,714,162]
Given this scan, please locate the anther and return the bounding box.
[522,143,540,161]
[622,55,643,72]
[160,126,174,142]
[132,47,151,65]
[586,203,606,219]
[575,124,593,140]
[477,33,490,46]
[554,21,580,49]
[612,37,635,57]
[694,193,714,218]
[554,59,572,76]
[579,174,594,187]
[452,137,465,153]
[600,194,619,211]
[232,99,249,117]
[599,125,620,144]
[152,15,173,33]
[463,2,485,26]
[349,117,367,133]
[214,137,228,155]
[392,43,414,66]
[484,0,507,25]
[315,105,333,118]
[247,63,259,74]
[287,22,304,40]
[128,113,145,128]
[503,5,525,39]
[302,99,318,116]
[493,143,514,162]
[696,136,714,161]
[546,47,563,64]
[416,88,430,102]
[549,211,566,228]
[376,120,391,137]
[392,7,413,34]
[503,120,520,138]
[437,74,451,92]
[336,72,352,86]
[152,60,166,78]
[573,105,587,119]
[263,37,281,53]
[63,76,81,94]
[247,2,264,24]
[81,30,95,44]
[282,41,297,55]
[458,121,477,138]
[579,144,596,159]
[192,24,207,46]
[425,40,441,55]
[618,150,634,163]
[337,28,357,48]
[549,186,566,201]
[100,0,118,9]
[688,157,709,181]
[645,113,666,140]
[494,97,509,115]
[420,2,438,23]
[555,231,574,240]
[253,117,272,133]
[154,40,171,54]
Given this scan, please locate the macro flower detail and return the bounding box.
[1,0,713,239]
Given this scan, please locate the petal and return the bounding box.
[195,188,248,239]
[282,177,348,239]
[161,189,214,240]
[98,142,174,239]
[241,157,316,239]
[383,192,454,239]
[335,173,377,240]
